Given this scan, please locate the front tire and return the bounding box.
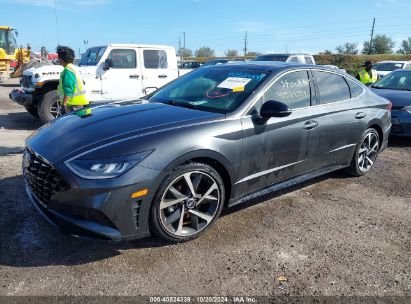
[37,90,60,124]
[347,128,380,176]
[150,162,225,242]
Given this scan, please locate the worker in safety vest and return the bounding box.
[356,60,378,85]
[56,46,89,113]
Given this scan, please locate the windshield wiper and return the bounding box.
[163,100,198,110]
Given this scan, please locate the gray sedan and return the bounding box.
[24,62,391,242]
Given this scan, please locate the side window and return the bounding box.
[314,71,350,104]
[347,79,364,98]
[263,71,311,109]
[143,50,168,69]
[405,64,411,70]
[305,56,314,65]
[107,49,136,69]
[288,56,299,63]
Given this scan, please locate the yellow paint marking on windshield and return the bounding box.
[232,86,244,92]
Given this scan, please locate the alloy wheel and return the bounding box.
[159,171,220,237]
[50,102,61,118]
[358,131,379,173]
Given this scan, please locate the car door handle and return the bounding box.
[129,74,140,79]
[303,120,318,130]
[355,112,367,119]
[158,74,168,78]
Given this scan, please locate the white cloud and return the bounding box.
[375,0,397,7]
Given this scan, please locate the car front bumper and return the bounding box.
[24,151,168,242]
[9,89,33,107]
[391,109,411,137]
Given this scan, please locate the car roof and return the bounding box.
[376,60,411,64]
[204,61,328,73]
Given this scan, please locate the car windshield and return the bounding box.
[79,46,107,66]
[372,71,411,91]
[253,55,288,62]
[374,62,404,71]
[0,29,18,54]
[149,67,270,114]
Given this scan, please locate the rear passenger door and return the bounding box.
[139,48,174,95]
[312,70,367,167]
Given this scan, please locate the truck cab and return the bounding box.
[10,44,187,123]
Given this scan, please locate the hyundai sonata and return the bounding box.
[24,62,392,242]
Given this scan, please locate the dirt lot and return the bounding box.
[0,79,410,298]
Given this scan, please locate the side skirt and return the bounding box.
[228,164,347,208]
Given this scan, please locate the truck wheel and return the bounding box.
[25,105,39,118]
[37,90,60,123]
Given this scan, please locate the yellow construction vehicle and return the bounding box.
[0,26,30,79]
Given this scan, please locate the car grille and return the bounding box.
[21,75,32,89]
[24,149,69,204]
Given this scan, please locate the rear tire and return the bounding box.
[347,128,380,176]
[150,162,225,243]
[37,90,60,124]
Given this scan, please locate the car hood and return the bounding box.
[371,88,411,108]
[23,64,63,76]
[26,101,223,165]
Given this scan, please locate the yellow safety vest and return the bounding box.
[358,68,378,85]
[58,63,88,106]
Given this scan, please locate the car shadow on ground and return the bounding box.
[0,112,42,130]
[223,170,349,216]
[0,83,20,88]
[388,136,411,147]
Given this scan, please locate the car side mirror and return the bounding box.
[260,100,292,119]
[103,58,113,71]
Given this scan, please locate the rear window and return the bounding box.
[305,56,314,65]
[347,79,364,98]
[314,71,350,104]
[143,50,168,69]
[374,62,404,71]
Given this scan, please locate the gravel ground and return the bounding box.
[0,79,410,297]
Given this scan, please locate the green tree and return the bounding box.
[178,47,192,58]
[397,37,411,54]
[363,35,395,54]
[225,49,239,57]
[335,42,358,55]
[195,47,215,57]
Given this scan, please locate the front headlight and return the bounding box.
[402,106,411,114]
[65,150,153,179]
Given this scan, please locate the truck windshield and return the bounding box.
[79,46,106,66]
[374,62,404,71]
[150,67,270,114]
[0,29,18,54]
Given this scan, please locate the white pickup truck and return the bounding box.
[10,44,193,123]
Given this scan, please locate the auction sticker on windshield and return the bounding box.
[217,77,252,90]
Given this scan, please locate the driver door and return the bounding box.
[239,70,320,195]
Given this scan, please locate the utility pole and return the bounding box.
[286,43,288,54]
[54,0,60,45]
[368,17,376,55]
[243,30,248,56]
[178,37,181,57]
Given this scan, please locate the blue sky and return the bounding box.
[1,0,411,56]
